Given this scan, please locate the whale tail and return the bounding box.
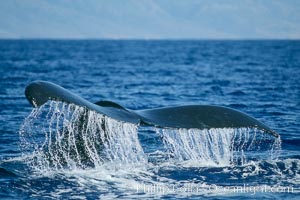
[25,81,279,138]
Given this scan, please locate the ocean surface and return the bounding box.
[0,40,299,199]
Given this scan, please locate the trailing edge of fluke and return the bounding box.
[24,81,279,138]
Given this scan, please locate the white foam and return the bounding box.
[18,101,289,198]
[20,101,282,171]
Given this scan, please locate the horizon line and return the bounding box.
[0,37,299,41]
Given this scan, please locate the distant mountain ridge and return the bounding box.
[0,0,299,39]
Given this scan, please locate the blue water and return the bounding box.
[0,40,299,199]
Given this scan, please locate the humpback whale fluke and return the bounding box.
[25,81,279,138]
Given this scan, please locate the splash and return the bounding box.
[19,101,147,172]
[19,101,281,172]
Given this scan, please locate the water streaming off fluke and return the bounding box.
[19,101,281,172]
[157,127,281,167]
[19,101,147,171]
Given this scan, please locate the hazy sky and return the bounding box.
[0,0,299,39]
